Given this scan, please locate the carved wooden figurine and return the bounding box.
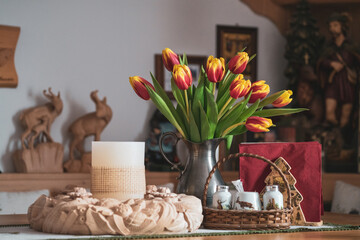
[13,88,64,173]
[64,90,112,172]
[261,157,322,226]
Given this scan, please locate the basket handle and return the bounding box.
[202,152,292,209]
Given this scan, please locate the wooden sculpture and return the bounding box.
[28,185,203,235]
[64,90,112,172]
[0,25,20,88]
[13,88,64,173]
[261,157,322,226]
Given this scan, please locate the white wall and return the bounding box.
[0,0,287,172]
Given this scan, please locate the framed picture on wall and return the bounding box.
[216,25,258,81]
[155,54,207,99]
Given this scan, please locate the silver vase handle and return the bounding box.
[159,132,184,177]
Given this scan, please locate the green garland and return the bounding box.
[1,224,359,240]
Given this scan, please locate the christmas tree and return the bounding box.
[261,157,307,225]
[284,0,324,98]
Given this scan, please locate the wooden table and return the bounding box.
[179,213,360,240]
[152,212,360,240]
[0,212,359,239]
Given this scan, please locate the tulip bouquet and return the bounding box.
[130,48,306,148]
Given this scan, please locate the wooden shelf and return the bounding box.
[0,173,90,193]
[0,171,358,202]
[0,171,239,194]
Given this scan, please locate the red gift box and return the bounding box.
[239,142,323,223]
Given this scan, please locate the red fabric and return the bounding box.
[239,142,323,222]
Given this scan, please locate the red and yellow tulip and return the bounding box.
[206,56,225,83]
[162,48,180,72]
[247,80,270,103]
[245,116,273,132]
[173,64,193,90]
[229,74,251,99]
[129,76,155,100]
[129,47,306,144]
[228,52,249,74]
[272,90,293,107]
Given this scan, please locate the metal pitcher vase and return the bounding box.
[159,132,225,206]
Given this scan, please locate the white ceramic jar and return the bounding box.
[212,185,232,210]
[263,185,284,210]
[233,191,262,210]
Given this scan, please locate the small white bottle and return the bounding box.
[212,185,232,210]
[263,185,283,210]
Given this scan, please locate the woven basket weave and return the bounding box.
[202,152,293,230]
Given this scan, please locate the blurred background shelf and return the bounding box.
[1,172,359,203]
[0,171,239,194]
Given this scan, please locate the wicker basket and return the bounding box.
[202,152,293,230]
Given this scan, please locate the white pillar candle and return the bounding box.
[91,141,146,200]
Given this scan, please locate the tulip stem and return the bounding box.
[218,98,232,120]
[185,90,190,121]
[219,99,245,121]
[212,83,216,96]
[221,122,245,137]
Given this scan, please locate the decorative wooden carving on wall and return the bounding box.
[240,0,360,44]
[0,25,20,88]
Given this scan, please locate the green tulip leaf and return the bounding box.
[183,52,188,66]
[253,108,308,118]
[217,72,237,103]
[176,104,189,135]
[216,91,230,111]
[192,73,205,109]
[217,70,230,100]
[229,124,247,136]
[199,101,211,141]
[225,135,233,150]
[205,87,218,138]
[192,99,202,129]
[188,109,201,142]
[146,85,187,138]
[220,122,245,137]
[149,73,188,137]
[216,99,247,136]
[171,77,186,108]
[248,53,256,63]
[187,85,193,101]
[179,55,184,65]
[236,99,260,123]
[258,90,286,109]
[150,72,177,111]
